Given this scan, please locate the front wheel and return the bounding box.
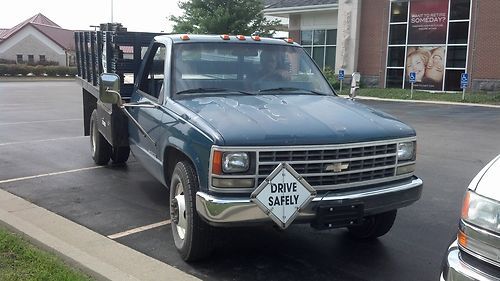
[170,161,214,261]
[348,210,397,239]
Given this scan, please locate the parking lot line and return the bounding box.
[0,118,83,126]
[0,136,86,147]
[0,166,105,184]
[107,220,172,240]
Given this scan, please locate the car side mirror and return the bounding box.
[350,72,361,100]
[99,73,122,105]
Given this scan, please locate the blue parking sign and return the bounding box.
[338,69,345,81]
[461,73,468,89]
[409,72,416,84]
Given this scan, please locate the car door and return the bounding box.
[128,42,167,178]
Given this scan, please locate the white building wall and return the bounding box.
[300,12,338,30]
[0,25,67,66]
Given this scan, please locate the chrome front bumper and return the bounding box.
[440,240,500,281]
[196,176,423,226]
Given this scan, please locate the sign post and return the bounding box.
[338,69,345,94]
[461,73,468,101]
[409,72,416,99]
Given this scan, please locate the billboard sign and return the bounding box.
[406,46,446,91]
[408,0,449,44]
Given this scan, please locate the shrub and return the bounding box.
[0,64,76,77]
[323,66,340,90]
[0,58,16,64]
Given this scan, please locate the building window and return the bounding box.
[16,54,23,64]
[300,29,337,70]
[28,55,34,64]
[386,0,471,91]
[39,55,46,63]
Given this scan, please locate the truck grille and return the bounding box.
[257,143,398,189]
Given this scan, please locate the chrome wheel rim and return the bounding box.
[91,121,97,155]
[172,181,187,240]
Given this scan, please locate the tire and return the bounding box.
[348,210,397,239]
[111,146,130,164]
[90,110,111,165]
[170,161,214,261]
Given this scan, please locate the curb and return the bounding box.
[0,188,199,281]
[339,95,500,109]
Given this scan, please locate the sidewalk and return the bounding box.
[341,95,500,109]
[0,188,199,281]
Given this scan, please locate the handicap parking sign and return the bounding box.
[461,73,468,89]
[409,72,416,83]
[460,73,469,89]
[338,69,345,81]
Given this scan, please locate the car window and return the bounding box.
[139,43,166,100]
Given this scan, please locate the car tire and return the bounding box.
[348,210,397,239]
[111,146,130,164]
[170,161,214,261]
[90,110,111,165]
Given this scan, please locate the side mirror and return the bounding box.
[99,73,122,105]
[350,72,361,100]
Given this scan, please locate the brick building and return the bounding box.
[264,0,500,92]
[0,13,75,67]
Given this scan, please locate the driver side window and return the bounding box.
[139,43,165,100]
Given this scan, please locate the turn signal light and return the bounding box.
[461,191,470,219]
[220,34,230,40]
[236,35,246,40]
[212,150,223,175]
[180,34,190,40]
[458,230,468,248]
[251,35,261,41]
[285,38,294,43]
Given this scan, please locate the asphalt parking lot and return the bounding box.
[1,81,499,281]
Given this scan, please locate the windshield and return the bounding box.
[172,43,334,97]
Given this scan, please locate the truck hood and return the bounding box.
[176,95,416,146]
[473,154,500,201]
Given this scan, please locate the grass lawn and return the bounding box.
[0,228,93,281]
[336,88,500,105]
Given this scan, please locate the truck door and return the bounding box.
[128,42,167,173]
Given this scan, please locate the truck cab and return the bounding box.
[76,28,423,262]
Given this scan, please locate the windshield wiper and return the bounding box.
[175,88,254,95]
[258,87,329,96]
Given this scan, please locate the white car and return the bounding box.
[441,154,500,280]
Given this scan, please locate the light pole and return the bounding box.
[111,0,114,22]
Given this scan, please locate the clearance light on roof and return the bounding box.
[220,34,230,40]
[180,34,190,40]
[251,35,261,41]
[236,35,246,41]
[284,38,294,43]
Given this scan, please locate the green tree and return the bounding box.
[170,0,280,36]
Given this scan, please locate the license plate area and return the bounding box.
[311,202,364,230]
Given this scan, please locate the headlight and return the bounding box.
[397,141,415,161]
[461,191,500,233]
[222,152,249,173]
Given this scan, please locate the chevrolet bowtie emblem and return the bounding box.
[325,163,349,173]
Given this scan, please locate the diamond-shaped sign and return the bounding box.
[251,163,316,229]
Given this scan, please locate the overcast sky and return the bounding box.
[1,0,183,33]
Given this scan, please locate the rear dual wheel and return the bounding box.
[90,110,129,165]
[90,110,111,165]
